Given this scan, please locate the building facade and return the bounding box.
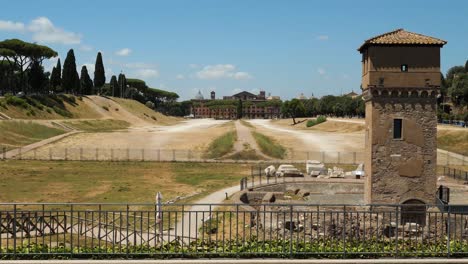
[191,91,281,119]
[360,29,446,206]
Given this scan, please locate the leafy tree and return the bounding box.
[93,52,105,94]
[110,75,119,97]
[281,99,305,124]
[62,49,79,93]
[0,39,57,93]
[237,99,243,119]
[450,73,468,105]
[80,66,93,95]
[465,60,468,72]
[446,66,466,88]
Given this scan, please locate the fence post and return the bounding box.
[157,149,160,162]
[127,148,130,161]
[18,147,22,160]
[2,146,5,160]
[49,148,52,160]
[80,148,83,161]
[33,149,37,160]
[172,149,176,161]
[337,152,341,164]
[65,148,68,161]
[447,207,451,258]
[95,148,98,161]
[13,204,17,257]
[141,149,145,162]
[289,205,293,259]
[111,149,114,161]
[353,152,356,164]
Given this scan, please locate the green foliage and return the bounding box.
[237,99,243,118]
[0,120,64,150]
[93,52,105,90]
[281,99,305,124]
[79,66,93,95]
[2,238,465,259]
[50,58,61,92]
[109,75,119,97]
[5,95,29,109]
[117,73,127,97]
[252,131,286,159]
[62,49,79,93]
[306,115,327,127]
[450,73,468,106]
[203,130,237,159]
[28,60,48,93]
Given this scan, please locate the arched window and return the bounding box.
[401,199,426,226]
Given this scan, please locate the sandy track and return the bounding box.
[248,119,364,152]
[26,119,232,159]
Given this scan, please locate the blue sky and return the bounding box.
[1,0,467,100]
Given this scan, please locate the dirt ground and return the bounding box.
[27,119,233,159]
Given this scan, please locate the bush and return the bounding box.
[5,95,29,109]
[102,106,109,111]
[306,115,327,127]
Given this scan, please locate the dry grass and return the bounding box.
[437,129,468,156]
[112,97,181,125]
[272,118,364,133]
[0,120,65,150]
[0,160,250,204]
[63,119,130,132]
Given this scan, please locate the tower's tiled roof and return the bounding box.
[358,29,447,52]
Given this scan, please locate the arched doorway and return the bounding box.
[401,199,426,226]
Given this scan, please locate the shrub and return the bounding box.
[53,106,73,118]
[5,95,29,109]
[102,106,109,111]
[306,115,327,127]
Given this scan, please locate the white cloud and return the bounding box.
[115,48,132,56]
[79,45,93,52]
[316,35,329,41]
[0,20,25,32]
[233,72,252,80]
[317,68,326,75]
[43,57,59,73]
[176,74,185,80]
[195,64,253,80]
[81,63,95,74]
[28,17,81,44]
[135,69,159,79]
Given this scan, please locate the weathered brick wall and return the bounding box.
[365,96,437,204]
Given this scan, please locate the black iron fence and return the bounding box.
[443,166,468,182]
[0,203,467,259]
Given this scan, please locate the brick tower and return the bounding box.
[359,29,446,205]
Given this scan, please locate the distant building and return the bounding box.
[345,90,359,99]
[191,90,281,119]
[296,93,307,100]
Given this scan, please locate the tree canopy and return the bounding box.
[62,49,79,93]
[93,52,105,92]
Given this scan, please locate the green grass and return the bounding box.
[306,115,327,127]
[63,119,130,132]
[251,131,286,159]
[0,160,250,204]
[0,121,65,151]
[203,131,237,159]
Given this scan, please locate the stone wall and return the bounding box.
[365,96,437,204]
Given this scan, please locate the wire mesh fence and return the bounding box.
[0,203,467,258]
[2,146,466,165]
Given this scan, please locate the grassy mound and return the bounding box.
[306,115,327,127]
[203,131,237,159]
[251,131,286,159]
[438,129,468,156]
[0,121,65,151]
[63,119,130,132]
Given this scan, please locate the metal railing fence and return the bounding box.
[443,166,468,182]
[0,203,467,258]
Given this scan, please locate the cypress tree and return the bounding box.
[465,60,468,72]
[118,73,127,98]
[94,52,105,94]
[110,75,119,97]
[29,60,47,93]
[62,49,79,93]
[80,66,93,95]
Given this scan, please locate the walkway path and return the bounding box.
[3,131,81,159]
[225,120,271,159]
